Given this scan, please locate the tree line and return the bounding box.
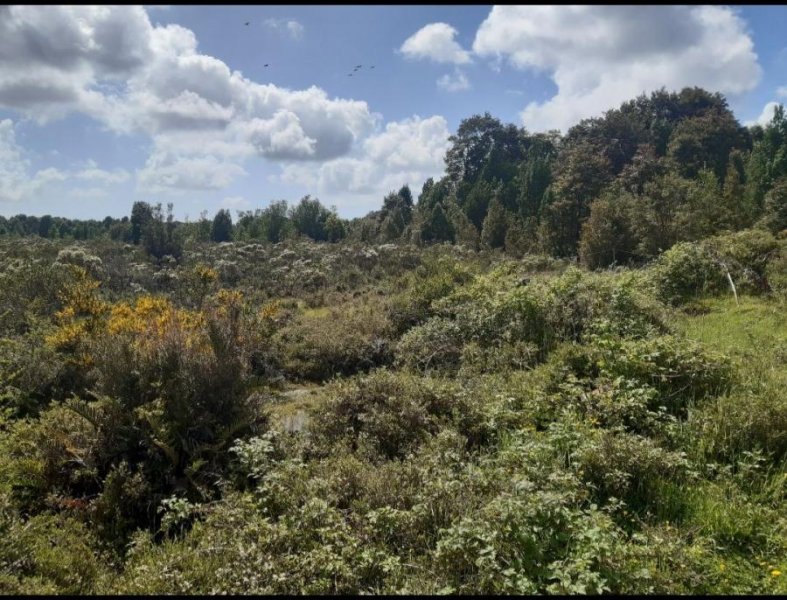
[3,86,786,267]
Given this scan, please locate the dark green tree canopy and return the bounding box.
[445,113,525,188]
[211,209,234,242]
[290,195,333,241]
[130,201,153,245]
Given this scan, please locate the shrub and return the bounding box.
[89,290,267,495]
[112,492,393,595]
[394,317,465,374]
[0,510,108,594]
[573,428,691,514]
[308,370,491,461]
[0,259,74,335]
[548,335,733,418]
[702,229,780,294]
[432,491,626,594]
[54,246,104,278]
[386,254,475,335]
[276,295,393,381]
[417,267,669,374]
[598,336,733,414]
[650,241,723,305]
[0,333,67,416]
[458,340,540,376]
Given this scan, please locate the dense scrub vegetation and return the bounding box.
[1,88,786,594]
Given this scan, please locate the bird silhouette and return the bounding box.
[355,64,362,68]
[244,21,249,26]
[264,63,269,67]
[370,65,375,69]
[347,73,353,76]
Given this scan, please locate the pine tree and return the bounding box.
[130,201,153,245]
[211,209,234,242]
[480,197,508,249]
[420,203,455,244]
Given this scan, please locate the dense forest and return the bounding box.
[0,87,786,594]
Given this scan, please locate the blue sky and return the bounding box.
[0,5,785,221]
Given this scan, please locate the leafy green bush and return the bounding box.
[394,317,464,374]
[650,241,724,305]
[765,240,787,296]
[399,267,669,376]
[0,509,109,594]
[386,253,476,335]
[549,335,733,417]
[702,228,780,294]
[308,370,491,461]
[276,295,393,381]
[112,492,394,595]
[573,427,691,514]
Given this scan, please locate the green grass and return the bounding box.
[266,384,329,432]
[674,295,787,389]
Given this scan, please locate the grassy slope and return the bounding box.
[674,295,787,593]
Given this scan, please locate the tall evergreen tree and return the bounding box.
[211,209,234,242]
[420,203,455,244]
[480,197,508,249]
[130,201,153,245]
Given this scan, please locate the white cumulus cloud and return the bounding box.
[279,115,451,214]
[74,160,131,184]
[0,6,378,195]
[472,5,762,132]
[400,23,471,65]
[747,101,783,127]
[136,151,247,194]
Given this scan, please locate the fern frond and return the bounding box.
[63,397,102,429]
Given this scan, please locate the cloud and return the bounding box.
[264,18,304,40]
[472,5,762,132]
[0,6,153,121]
[437,69,470,92]
[0,7,450,205]
[747,101,783,127]
[279,115,451,213]
[74,160,131,184]
[136,151,247,194]
[777,86,787,99]
[248,110,316,160]
[0,5,376,192]
[400,23,471,65]
[0,118,127,203]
